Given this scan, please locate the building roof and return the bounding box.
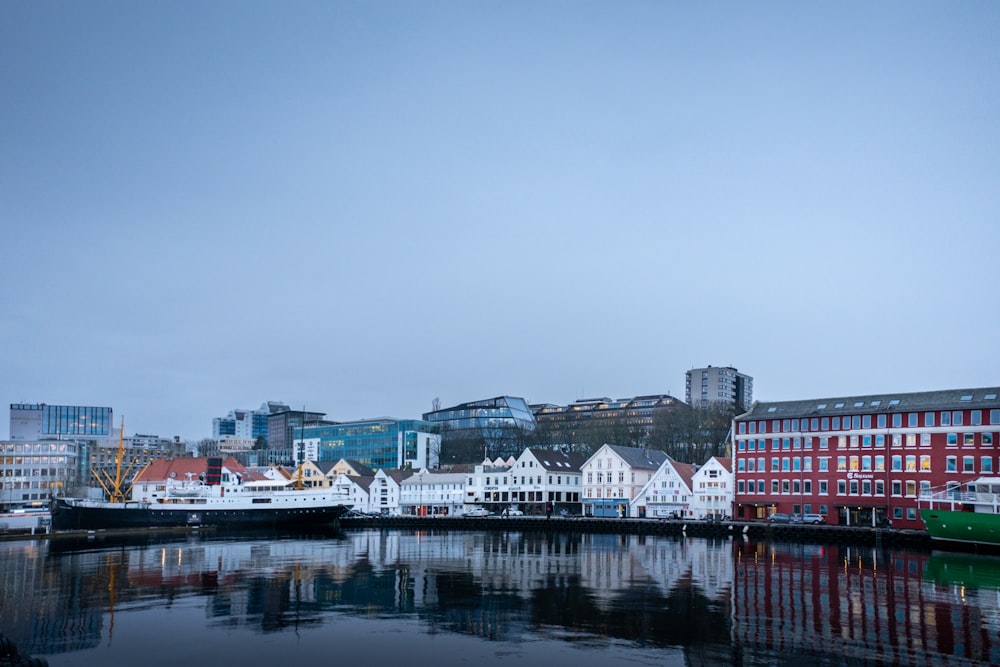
[136,457,265,483]
[711,456,733,473]
[527,448,586,472]
[341,459,375,476]
[670,459,697,489]
[738,387,1000,420]
[606,445,668,470]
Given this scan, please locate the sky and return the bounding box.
[2,1,999,441]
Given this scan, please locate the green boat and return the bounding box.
[919,476,1000,548]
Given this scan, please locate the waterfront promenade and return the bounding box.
[0,512,933,550]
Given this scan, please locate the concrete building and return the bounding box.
[732,386,1000,529]
[686,366,753,409]
[531,395,684,446]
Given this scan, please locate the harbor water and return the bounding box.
[0,527,998,666]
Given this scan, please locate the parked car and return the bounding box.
[800,513,825,525]
[503,508,524,517]
[463,507,493,517]
[768,513,791,524]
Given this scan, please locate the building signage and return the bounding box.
[845,472,874,480]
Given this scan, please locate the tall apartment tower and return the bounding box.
[685,366,753,410]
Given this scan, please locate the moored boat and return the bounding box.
[918,477,1000,549]
[50,420,351,530]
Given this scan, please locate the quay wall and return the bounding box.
[341,515,933,550]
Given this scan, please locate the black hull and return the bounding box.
[50,497,348,531]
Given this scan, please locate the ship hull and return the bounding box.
[50,497,348,531]
[919,508,1000,548]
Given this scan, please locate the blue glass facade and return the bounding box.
[422,396,536,435]
[10,403,112,439]
[304,419,440,471]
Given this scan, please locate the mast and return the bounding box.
[109,416,127,503]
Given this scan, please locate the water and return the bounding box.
[1,528,998,667]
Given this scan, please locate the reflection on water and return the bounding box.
[0,529,998,666]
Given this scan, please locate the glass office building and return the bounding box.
[302,418,441,471]
[423,396,536,459]
[9,404,113,441]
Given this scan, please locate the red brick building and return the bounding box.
[731,387,1000,530]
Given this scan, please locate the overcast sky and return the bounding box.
[2,2,998,441]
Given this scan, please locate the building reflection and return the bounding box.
[0,530,998,666]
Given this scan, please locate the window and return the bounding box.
[964,433,976,447]
[782,457,790,472]
[804,457,813,472]
[821,417,829,430]
[941,411,952,426]
[862,415,871,429]
[875,480,884,496]
[925,412,935,427]
[981,457,993,474]
[758,480,765,493]
[964,456,975,473]
[953,411,964,426]
[819,480,828,495]
[908,413,918,427]
[984,433,994,447]
[877,414,887,429]
[862,435,872,448]
[819,457,829,472]
[771,458,780,472]
[947,433,958,446]
[875,434,885,448]
[837,456,847,471]
[738,480,745,493]
[906,455,916,472]
[820,436,829,450]
[892,481,902,496]
[972,410,982,426]
[850,456,859,471]
[771,480,780,494]
[992,410,1000,425]
[862,456,872,471]
[892,455,902,471]
[892,414,902,428]
[946,456,957,472]
[920,455,931,472]
[837,481,847,495]
[920,433,931,447]
[875,455,885,471]
[906,481,917,497]
[850,480,859,495]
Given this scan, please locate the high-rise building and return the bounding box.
[685,366,753,410]
[212,401,283,443]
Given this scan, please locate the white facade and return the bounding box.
[368,469,403,515]
[689,457,733,519]
[399,469,465,516]
[212,409,255,440]
[332,473,372,513]
[581,445,667,517]
[632,457,696,519]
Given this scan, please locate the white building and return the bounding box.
[368,469,408,515]
[689,456,733,520]
[399,468,466,516]
[581,445,668,518]
[332,473,373,513]
[631,456,697,519]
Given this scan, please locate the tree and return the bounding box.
[253,435,268,450]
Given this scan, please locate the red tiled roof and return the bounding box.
[135,457,262,482]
